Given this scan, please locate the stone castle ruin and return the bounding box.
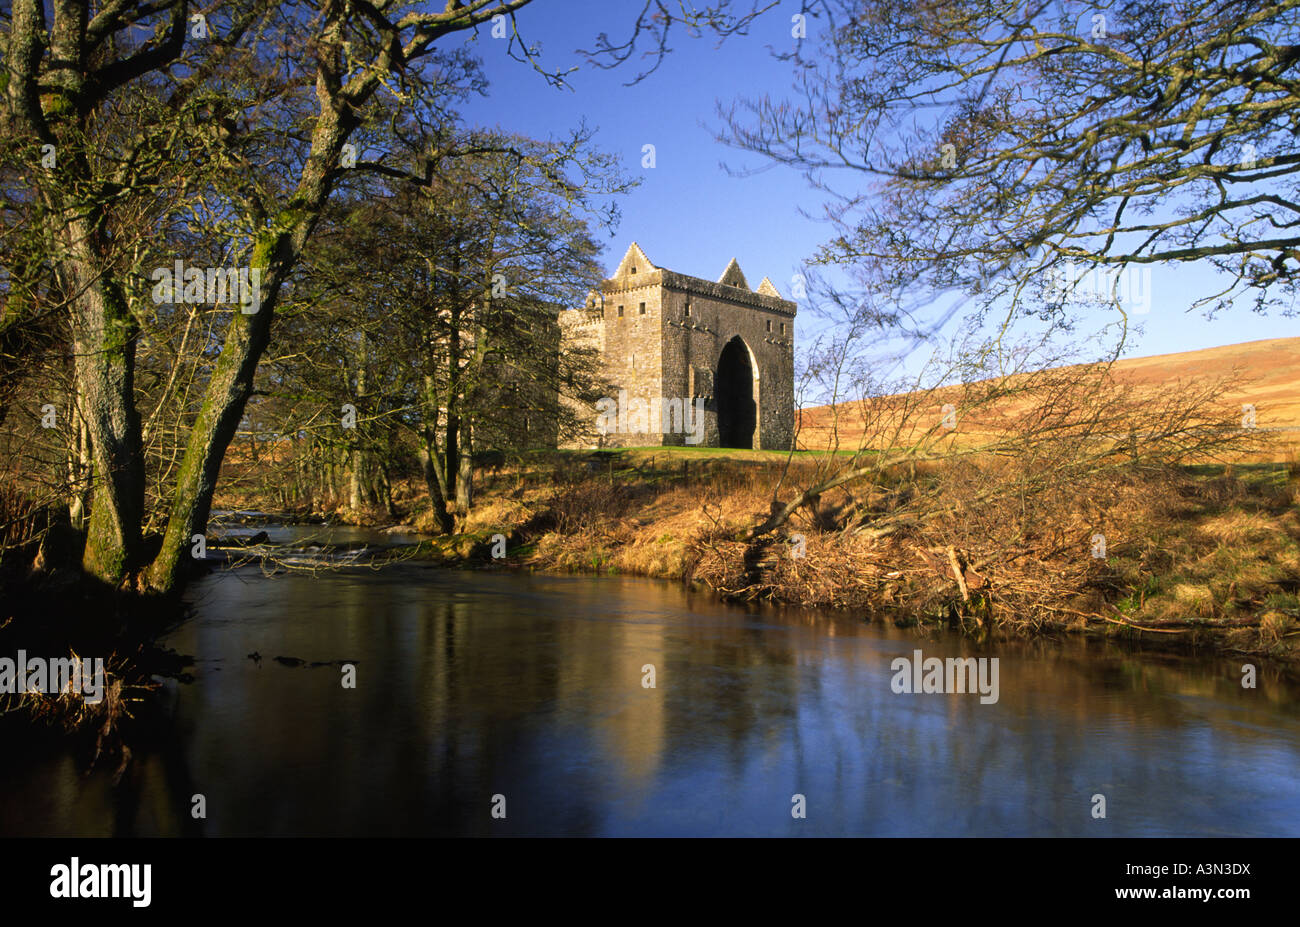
[560,243,796,450]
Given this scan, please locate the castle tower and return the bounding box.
[560,242,796,450]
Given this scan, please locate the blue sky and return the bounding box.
[454,0,1299,375]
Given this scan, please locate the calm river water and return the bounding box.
[4,529,1299,836]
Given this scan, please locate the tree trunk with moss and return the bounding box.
[33,195,148,587]
[146,111,351,593]
[145,207,319,593]
[66,218,146,584]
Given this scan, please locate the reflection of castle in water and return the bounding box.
[8,573,1300,836]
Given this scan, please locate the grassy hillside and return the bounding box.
[797,337,1300,459]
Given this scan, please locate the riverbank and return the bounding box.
[1,444,1295,759]
[216,447,1300,672]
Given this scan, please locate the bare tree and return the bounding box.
[266,125,624,532]
[719,0,1300,331]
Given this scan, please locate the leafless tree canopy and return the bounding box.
[721,0,1300,321]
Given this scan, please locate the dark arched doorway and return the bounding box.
[715,336,757,449]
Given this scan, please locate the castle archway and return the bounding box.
[716,336,758,449]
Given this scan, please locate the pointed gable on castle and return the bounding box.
[756,276,782,298]
[614,242,655,278]
[718,257,749,290]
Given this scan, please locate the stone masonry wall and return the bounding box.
[559,244,796,450]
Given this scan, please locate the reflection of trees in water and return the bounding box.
[110,732,205,837]
[1,682,203,837]
[11,572,1299,835]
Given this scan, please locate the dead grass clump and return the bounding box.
[611,530,692,579]
[1,658,158,772]
[1196,511,1276,546]
[1169,583,1215,619]
[464,496,533,534]
[531,531,608,572]
[1260,609,1296,644]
